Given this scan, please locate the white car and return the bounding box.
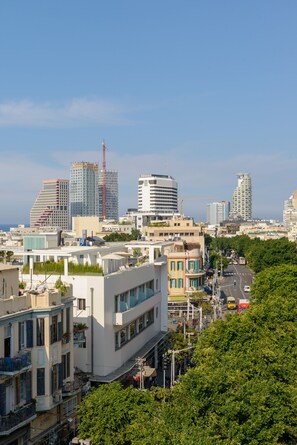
[244,285,251,292]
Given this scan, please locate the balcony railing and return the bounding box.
[185,269,205,275]
[0,351,31,374]
[62,381,81,396]
[118,289,154,313]
[0,403,36,435]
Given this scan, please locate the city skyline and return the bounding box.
[1,1,297,223]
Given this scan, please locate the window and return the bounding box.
[19,322,26,350]
[36,318,45,346]
[37,368,45,396]
[50,316,58,344]
[177,261,184,271]
[170,279,176,288]
[78,299,86,310]
[178,278,184,288]
[170,261,175,271]
[138,315,145,332]
[62,352,71,379]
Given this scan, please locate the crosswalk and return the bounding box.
[224,272,250,276]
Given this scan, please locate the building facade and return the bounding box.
[70,162,99,223]
[0,265,79,445]
[206,201,230,225]
[22,241,171,384]
[98,170,119,221]
[30,179,69,230]
[231,173,252,221]
[138,174,178,214]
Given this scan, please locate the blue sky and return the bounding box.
[1,0,297,224]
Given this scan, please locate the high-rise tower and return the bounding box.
[207,201,230,225]
[138,174,178,213]
[30,179,69,230]
[98,170,118,220]
[70,162,99,222]
[231,173,252,221]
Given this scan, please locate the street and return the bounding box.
[220,263,254,305]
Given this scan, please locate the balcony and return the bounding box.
[0,351,31,375]
[62,380,81,397]
[0,402,36,435]
[114,292,161,326]
[185,269,205,277]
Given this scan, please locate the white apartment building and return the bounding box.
[206,201,230,225]
[231,173,252,221]
[30,179,69,230]
[21,241,171,383]
[138,174,178,214]
[70,162,99,222]
[98,169,119,221]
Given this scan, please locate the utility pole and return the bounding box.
[168,346,196,387]
[136,357,145,390]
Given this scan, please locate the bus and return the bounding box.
[238,299,250,313]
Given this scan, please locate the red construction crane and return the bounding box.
[102,140,107,220]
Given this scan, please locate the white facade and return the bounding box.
[283,191,297,228]
[231,173,252,221]
[138,174,178,213]
[98,169,119,221]
[70,162,99,222]
[206,201,230,225]
[22,241,171,382]
[30,179,69,230]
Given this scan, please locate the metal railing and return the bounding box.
[0,403,36,434]
[0,351,31,373]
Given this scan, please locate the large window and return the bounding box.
[62,352,71,380]
[170,279,176,288]
[115,309,155,350]
[36,318,45,346]
[37,368,45,396]
[170,261,175,271]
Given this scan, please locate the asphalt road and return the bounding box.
[220,263,254,305]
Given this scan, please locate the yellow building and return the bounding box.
[167,242,205,299]
[142,217,205,257]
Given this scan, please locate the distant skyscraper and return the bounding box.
[231,173,252,221]
[98,169,118,220]
[30,179,69,230]
[138,174,178,213]
[70,162,99,222]
[283,190,297,228]
[207,201,230,225]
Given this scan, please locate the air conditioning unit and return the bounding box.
[53,392,62,403]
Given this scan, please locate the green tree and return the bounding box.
[77,382,158,445]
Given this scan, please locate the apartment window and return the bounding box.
[78,299,86,310]
[129,322,136,339]
[50,316,58,344]
[178,278,184,288]
[66,307,70,333]
[138,315,145,332]
[170,261,175,271]
[170,279,176,288]
[36,318,45,346]
[37,368,45,396]
[177,261,184,271]
[18,322,26,350]
[62,352,71,379]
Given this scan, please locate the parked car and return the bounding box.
[244,285,251,292]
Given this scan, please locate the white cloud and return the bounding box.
[0,98,133,127]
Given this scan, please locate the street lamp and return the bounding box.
[168,345,196,387]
